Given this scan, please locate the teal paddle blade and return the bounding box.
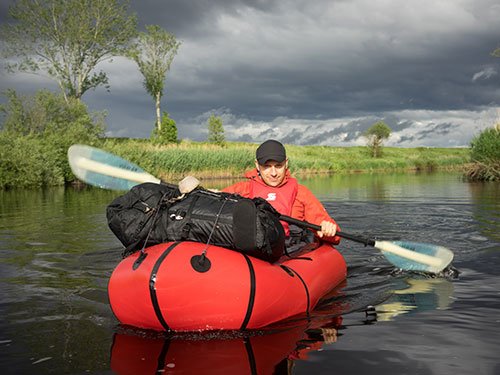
[68,145,160,190]
[381,241,454,273]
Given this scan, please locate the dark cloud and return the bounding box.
[399,135,416,144]
[280,128,306,144]
[130,0,279,38]
[415,122,458,140]
[1,0,499,146]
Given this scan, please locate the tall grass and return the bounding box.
[102,139,470,181]
[102,139,255,179]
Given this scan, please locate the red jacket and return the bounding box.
[222,169,341,244]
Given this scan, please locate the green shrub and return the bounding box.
[466,125,500,181]
[151,112,178,144]
[470,125,500,163]
[0,134,45,189]
[0,89,105,188]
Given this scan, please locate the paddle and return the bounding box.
[280,215,453,273]
[68,144,454,273]
[68,144,163,191]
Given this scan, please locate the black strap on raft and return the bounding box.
[149,242,182,331]
[280,265,311,319]
[132,251,148,270]
[240,254,256,330]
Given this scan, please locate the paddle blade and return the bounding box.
[68,144,161,190]
[376,241,454,273]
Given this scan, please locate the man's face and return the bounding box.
[255,159,288,187]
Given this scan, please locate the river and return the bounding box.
[0,172,499,375]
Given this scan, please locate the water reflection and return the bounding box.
[374,277,454,321]
[296,172,469,203]
[111,317,344,375]
[467,181,500,241]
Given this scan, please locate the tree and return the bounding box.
[1,89,104,138]
[364,121,392,157]
[151,111,178,144]
[0,0,137,102]
[207,114,225,146]
[128,25,180,133]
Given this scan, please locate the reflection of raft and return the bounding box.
[111,315,344,375]
[108,241,346,331]
[111,328,305,375]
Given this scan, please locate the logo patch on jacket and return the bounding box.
[266,192,277,201]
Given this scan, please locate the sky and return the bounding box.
[1,0,500,147]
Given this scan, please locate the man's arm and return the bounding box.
[292,185,341,244]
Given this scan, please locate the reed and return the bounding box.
[102,139,470,179]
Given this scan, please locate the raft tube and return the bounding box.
[108,241,346,331]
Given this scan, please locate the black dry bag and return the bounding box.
[106,182,285,262]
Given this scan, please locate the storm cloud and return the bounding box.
[1,0,500,146]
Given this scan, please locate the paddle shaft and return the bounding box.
[281,214,445,268]
[280,214,376,247]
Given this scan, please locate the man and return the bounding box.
[222,140,340,244]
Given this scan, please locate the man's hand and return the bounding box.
[317,220,337,238]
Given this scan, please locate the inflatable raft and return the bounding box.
[108,240,346,331]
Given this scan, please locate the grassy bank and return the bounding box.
[102,138,470,181]
[0,89,481,189]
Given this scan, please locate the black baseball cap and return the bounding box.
[256,140,287,164]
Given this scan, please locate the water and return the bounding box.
[0,173,499,374]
